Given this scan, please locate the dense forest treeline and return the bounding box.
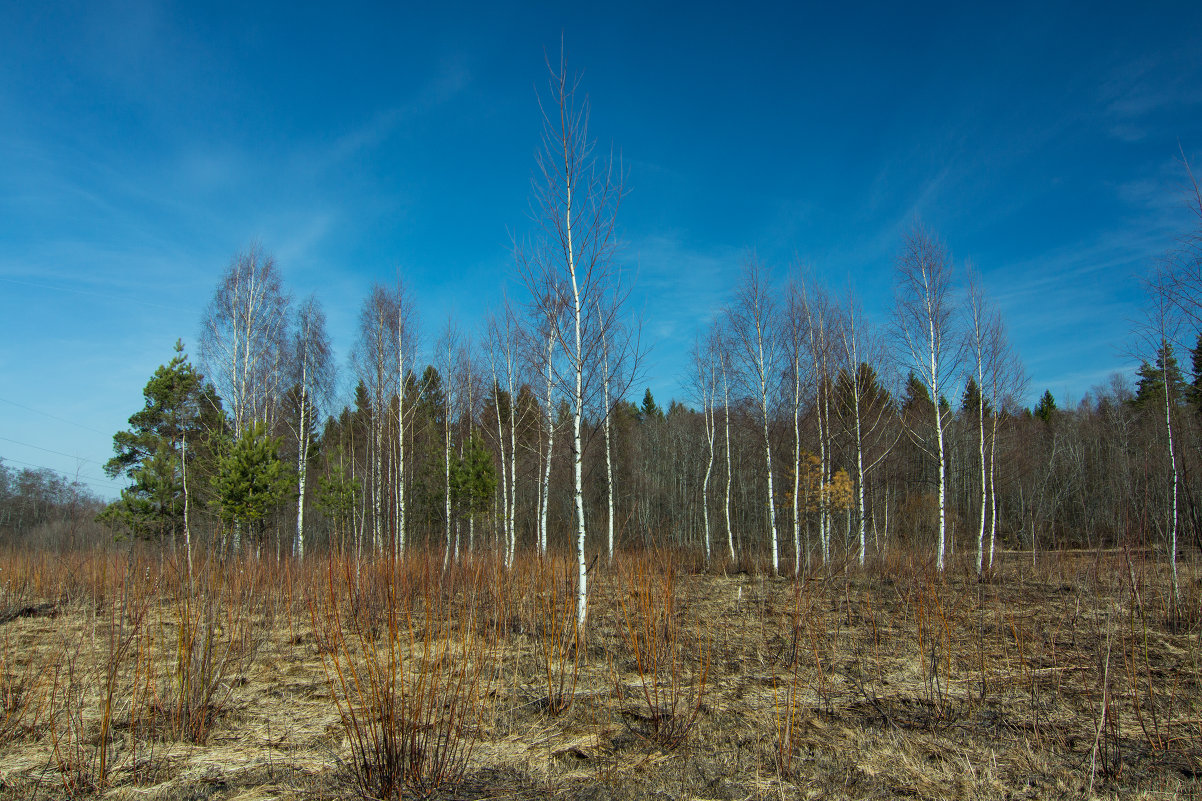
[3,67,1200,604]
[4,240,1200,578]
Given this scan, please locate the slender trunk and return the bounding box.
[853,379,867,566]
[396,329,407,558]
[791,355,802,576]
[540,336,554,555]
[182,437,192,579]
[702,383,715,566]
[1163,355,1180,604]
[565,179,588,629]
[372,385,383,554]
[988,411,999,570]
[817,372,826,560]
[604,397,614,560]
[760,350,778,575]
[492,376,508,562]
[602,333,614,561]
[507,346,517,567]
[722,361,735,561]
[930,312,946,572]
[295,366,308,560]
[975,384,987,576]
[444,396,451,565]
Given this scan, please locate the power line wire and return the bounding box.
[0,396,112,436]
[0,435,106,466]
[0,455,117,493]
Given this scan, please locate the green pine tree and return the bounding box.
[99,341,223,543]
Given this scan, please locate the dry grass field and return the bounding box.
[0,547,1199,800]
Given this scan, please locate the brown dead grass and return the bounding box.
[0,546,1199,800]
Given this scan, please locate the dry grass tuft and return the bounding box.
[0,546,1198,800]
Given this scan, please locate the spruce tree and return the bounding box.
[211,422,292,547]
[1033,389,1057,422]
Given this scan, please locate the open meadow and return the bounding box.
[0,548,1199,801]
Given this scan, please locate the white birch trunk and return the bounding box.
[722,360,735,561]
[492,371,508,563]
[506,342,517,568]
[701,369,716,566]
[602,330,614,561]
[444,412,452,569]
[930,313,947,572]
[182,437,192,579]
[396,320,407,558]
[294,365,308,560]
[791,354,802,576]
[540,335,555,555]
[975,377,987,576]
[852,380,867,567]
[987,411,999,571]
[757,333,779,576]
[1163,353,1180,604]
[566,181,588,628]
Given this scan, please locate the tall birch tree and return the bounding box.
[354,285,399,554]
[289,295,333,560]
[727,261,781,574]
[835,289,899,566]
[200,245,290,554]
[517,54,626,627]
[200,245,291,438]
[894,227,962,572]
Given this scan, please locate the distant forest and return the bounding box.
[4,71,1200,604]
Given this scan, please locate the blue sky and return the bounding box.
[1,1,1200,498]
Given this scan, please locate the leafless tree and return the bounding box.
[200,244,291,554]
[290,294,333,559]
[393,280,420,557]
[354,285,398,555]
[487,304,523,566]
[783,276,814,574]
[691,322,723,565]
[435,319,459,566]
[894,226,962,571]
[836,286,900,566]
[1141,274,1184,603]
[516,51,632,626]
[727,260,782,574]
[965,267,999,575]
[798,278,837,566]
[200,245,291,437]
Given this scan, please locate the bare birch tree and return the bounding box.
[798,279,836,565]
[289,295,333,559]
[516,53,628,627]
[727,260,782,574]
[436,319,459,566]
[200,244,291,554]
[393,280,419,558]
[894,227,962,571]
[836,287,899,566]
[692,323,723,565]
[354,285,399,554]
[487,305,522,566]
[783,277,813,574]
[965,267,1000,575]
